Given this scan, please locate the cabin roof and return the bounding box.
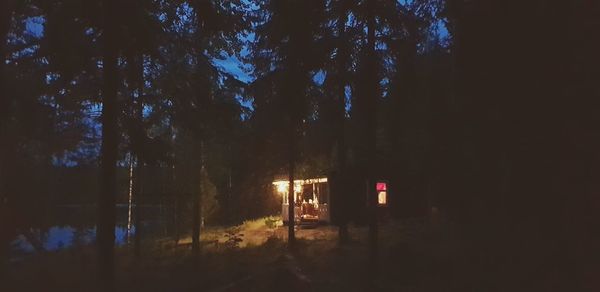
[272,177,327,185]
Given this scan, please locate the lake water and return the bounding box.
[11,225,135,253]
[10,204,169,259]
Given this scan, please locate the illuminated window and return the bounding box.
[376,182,387,205]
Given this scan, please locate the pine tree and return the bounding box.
[251,0,327,246]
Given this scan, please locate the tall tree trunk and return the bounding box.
[365,0,379,266]
[336,3,349,245]
[286,60,300,247]
[128,53,144,259]
[0,0,13,277]
[0,0,11,125]
[98,0,119,287]
[388,11,419,217]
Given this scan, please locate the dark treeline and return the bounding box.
[1,0,598,290]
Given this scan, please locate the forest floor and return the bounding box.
[5,217,474,292]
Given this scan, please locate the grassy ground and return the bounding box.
[4,217,469,292]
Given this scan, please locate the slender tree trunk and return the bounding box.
[173,165,181,245]
[287,134,296,246]
[128,53,144,259]
[133,161,143,258]
[98,0,119,287]
[125,51,136,244]
[227,167,232,225]
[126,155,134,241]
[191,178,201,253]
[191,142,203,254]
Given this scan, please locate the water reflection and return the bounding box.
[10,204,167,258]
[12,226,136,253]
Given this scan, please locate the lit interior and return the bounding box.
[273,177,328,222]
[377,182,387,205]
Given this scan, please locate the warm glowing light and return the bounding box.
[275,182,288,194]
[273,178,327,195]
[377,181,387,205]
[272,177,327,186]
[294,182,302,193]
[277,176,330,223]
[378,191,387,205]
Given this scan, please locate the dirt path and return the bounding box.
[210,252,312,292]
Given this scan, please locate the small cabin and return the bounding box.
[273,177,330,224]
[273,175,392,225]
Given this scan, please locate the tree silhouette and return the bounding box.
[319,0,356,244]
[251,0,327,246]
[121,0,164,260]
[0,0,16,277]
[98,0,119,287]
[0,0,89,276]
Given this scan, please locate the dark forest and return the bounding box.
[1,1,599,291]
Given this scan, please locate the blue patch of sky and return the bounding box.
[312,70,326,86]
[211,54,254,111]
[344,85,352,117]
[212,55,252,83]
[7,17,43,60]
[243,0,260,10]
[436,19,449,38]
[433,18,450,48]
[237,93,253,120]
[213,31,255,84]
[25,16,44,37]
[380,77,390,98]
[212,32,256,111]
